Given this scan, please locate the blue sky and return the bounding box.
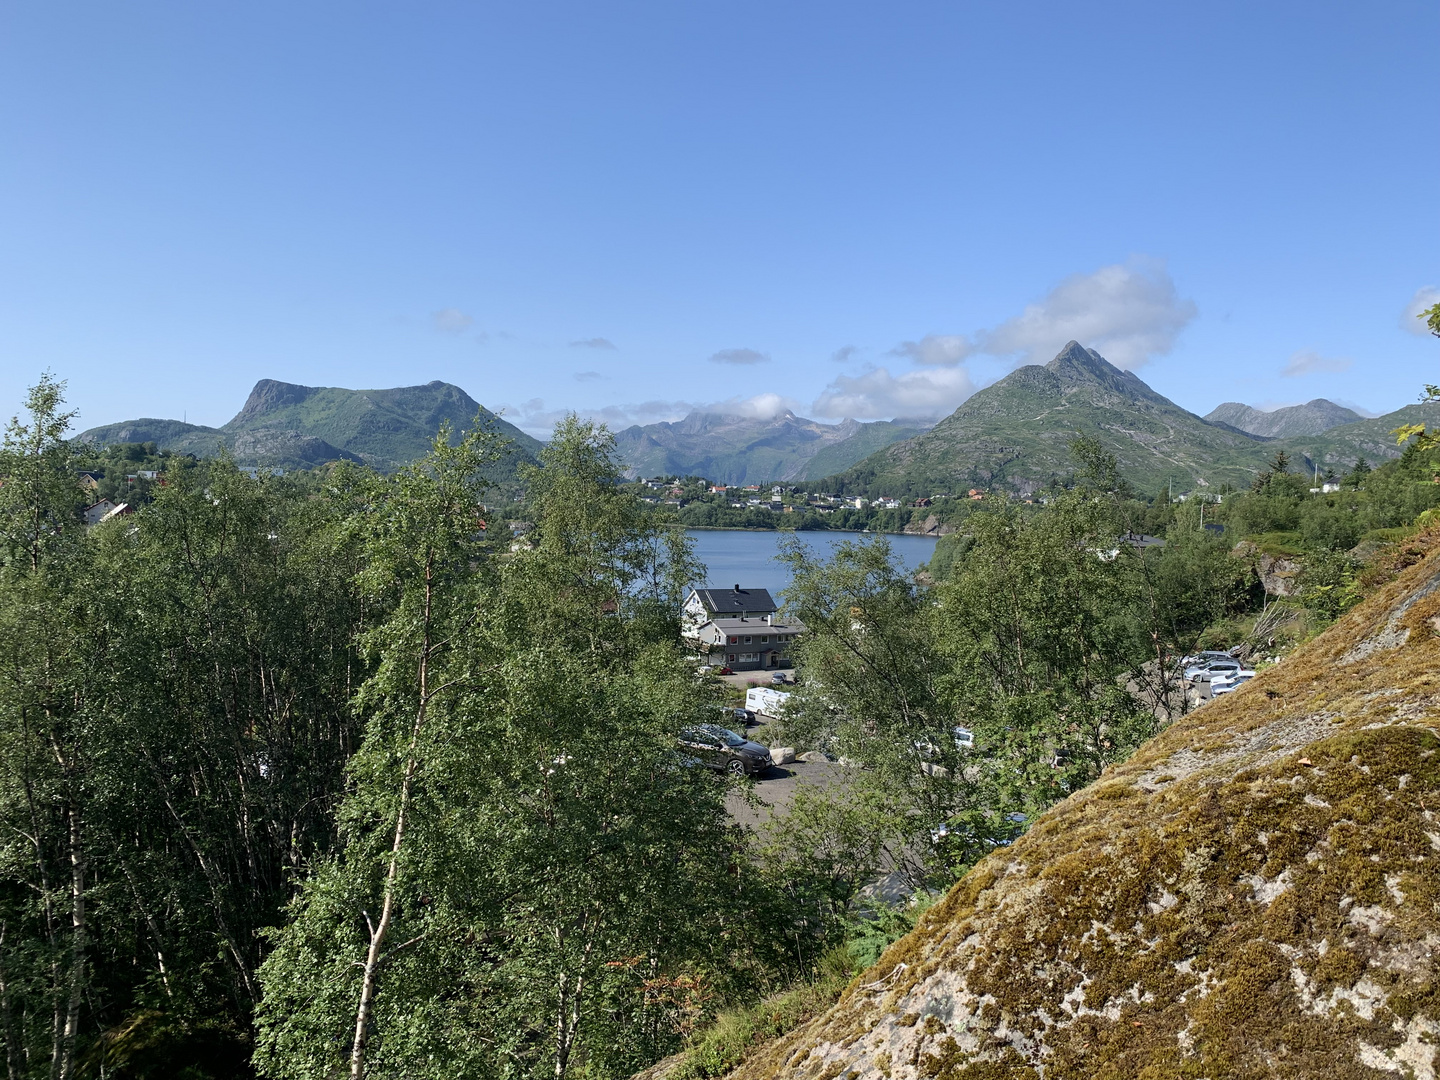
[1,1,1436,437]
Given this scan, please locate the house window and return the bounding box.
[739,653,758,662]
[728,637,738,644]
[727,654,737,662]
[759,636,769,643]
[743,636,752,645]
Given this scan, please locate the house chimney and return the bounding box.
[766,614,772,626]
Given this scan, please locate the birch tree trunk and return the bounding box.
[57,805,84,1080]
[348,556,433,1080]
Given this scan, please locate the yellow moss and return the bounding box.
[716,543,1440,1080]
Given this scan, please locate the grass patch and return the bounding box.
[669,946,859,1079]
[1244,530,1304,557]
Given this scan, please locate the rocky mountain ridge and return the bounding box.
[1206,398,1364,439]
[78,379,542,474]
[612,411,926,485]
[819,341,1276,497]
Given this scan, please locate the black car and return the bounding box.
[678,724,772,777]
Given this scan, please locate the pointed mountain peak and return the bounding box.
[1045,340,1120,378]
[231,379,320,425]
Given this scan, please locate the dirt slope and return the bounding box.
[727,542,1440,1079]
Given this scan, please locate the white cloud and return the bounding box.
[889,334,973,367]
[570,337,617,350]
[708,347,770,366]
[431,308,474,334]
[503,398,694,436]
[1402,286,1440,335]
[1280,351,1352,377]
[502,391,807,438]
[977,258,1196,370]
[831,345,860,364]
[811,365,975,421]
[701,392,803,420]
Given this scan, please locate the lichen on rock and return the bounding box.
[723,538,1440,1080]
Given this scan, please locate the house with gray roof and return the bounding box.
[682,586,805,671]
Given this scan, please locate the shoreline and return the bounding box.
[677,524,934,539]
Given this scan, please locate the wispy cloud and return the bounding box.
[569,337,617,350]
[831,345,860,364]
[1281,351,1352,377]
[573,371,606,382]
[1402,286,1440,335]
[431,308,474,334]
[708,347,769,366]
[812,365,975,421]
[889,334,973,367]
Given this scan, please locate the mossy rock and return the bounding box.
[720,534,1440,1079]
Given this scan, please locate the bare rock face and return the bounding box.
[726,545,1440,1079]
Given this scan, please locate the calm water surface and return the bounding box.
[685,529,938,600]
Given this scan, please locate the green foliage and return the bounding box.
[78,380,542,477]
[255,419,771,1080]
[0,373,83,571]
[668,947,859,1080]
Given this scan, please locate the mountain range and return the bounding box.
[815,342,1438,496]
[1204,398,1363,439]
[821,341,1275,496]
[612,413,927,484]
[77,353,1435,492]
[79,379,543,475]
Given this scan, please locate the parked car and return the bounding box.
[1210,671,1257,695]
[770,671,789,685]
[913,726,978,761]
[716,665,734,675]
[721,705,755,724]
[1181,650,1235,668]
[678,724,772,777]
[1184,659,1242,682]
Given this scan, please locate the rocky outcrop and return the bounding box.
[904,515,957,537]
[725,538,1440,1079]
[1231,541,1301,597]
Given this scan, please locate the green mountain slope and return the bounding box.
[1206,398,1362,439]
[79,379,542,474]
[612,412,925,485]
[820,341,1273,497]
[1276,400,1440,470]
[801,420,927,480]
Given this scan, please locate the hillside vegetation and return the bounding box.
[821,342,1274,497]
[719,534,1440,1079]
[79,379,541,474]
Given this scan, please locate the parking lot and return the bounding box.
[724,755,845,827]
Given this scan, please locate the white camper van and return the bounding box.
[745,686,791,718]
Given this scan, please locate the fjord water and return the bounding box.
[685,528,938,600]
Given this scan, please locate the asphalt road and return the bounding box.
[724,757,846,829]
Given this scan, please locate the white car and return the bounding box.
[1181,650,1234,668]
[1210,671,1257,694]
[1185,660,1242,682]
